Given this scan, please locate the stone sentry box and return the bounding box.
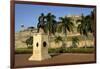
[29,32,51,61]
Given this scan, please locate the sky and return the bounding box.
[15,4,94,32]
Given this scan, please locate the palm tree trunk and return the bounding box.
[63,33,67,48]
[62,35,67,47]
[65,34,67,48]
[84,35,87,48]
[48,31,50,48]
[58,42,60,48]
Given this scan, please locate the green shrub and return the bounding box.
[26,36,33,48]
[71,36,79,48]
[58,47,67,53]
[15,47,94,54]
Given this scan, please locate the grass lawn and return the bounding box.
[15,48,32,54]
[15,47,95,54]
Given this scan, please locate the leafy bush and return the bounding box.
[58,47,67,53]
[71,36,79,48]
[26,36,33,48]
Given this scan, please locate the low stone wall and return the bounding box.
[15,41,27,48]
[15,37,94,49]
[49,40,94,48]
[15,31,94,49]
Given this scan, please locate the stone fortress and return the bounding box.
[15,15,94,49]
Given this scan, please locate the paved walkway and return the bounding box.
[15,53,95,68]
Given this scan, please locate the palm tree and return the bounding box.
[45,13,57,35]
[84,10,95,47]
[54,36,63,47]
[77,14,89,48]
[72,36,79,48]
[86,9,95,36]
[59,16,73,35]
[42,13,57,48]
[59,16,74,47]
[90,9,95,44]
[80,10,95,37]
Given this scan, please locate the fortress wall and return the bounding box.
[49,40,94,48]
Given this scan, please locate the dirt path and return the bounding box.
[15,53,95,68]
